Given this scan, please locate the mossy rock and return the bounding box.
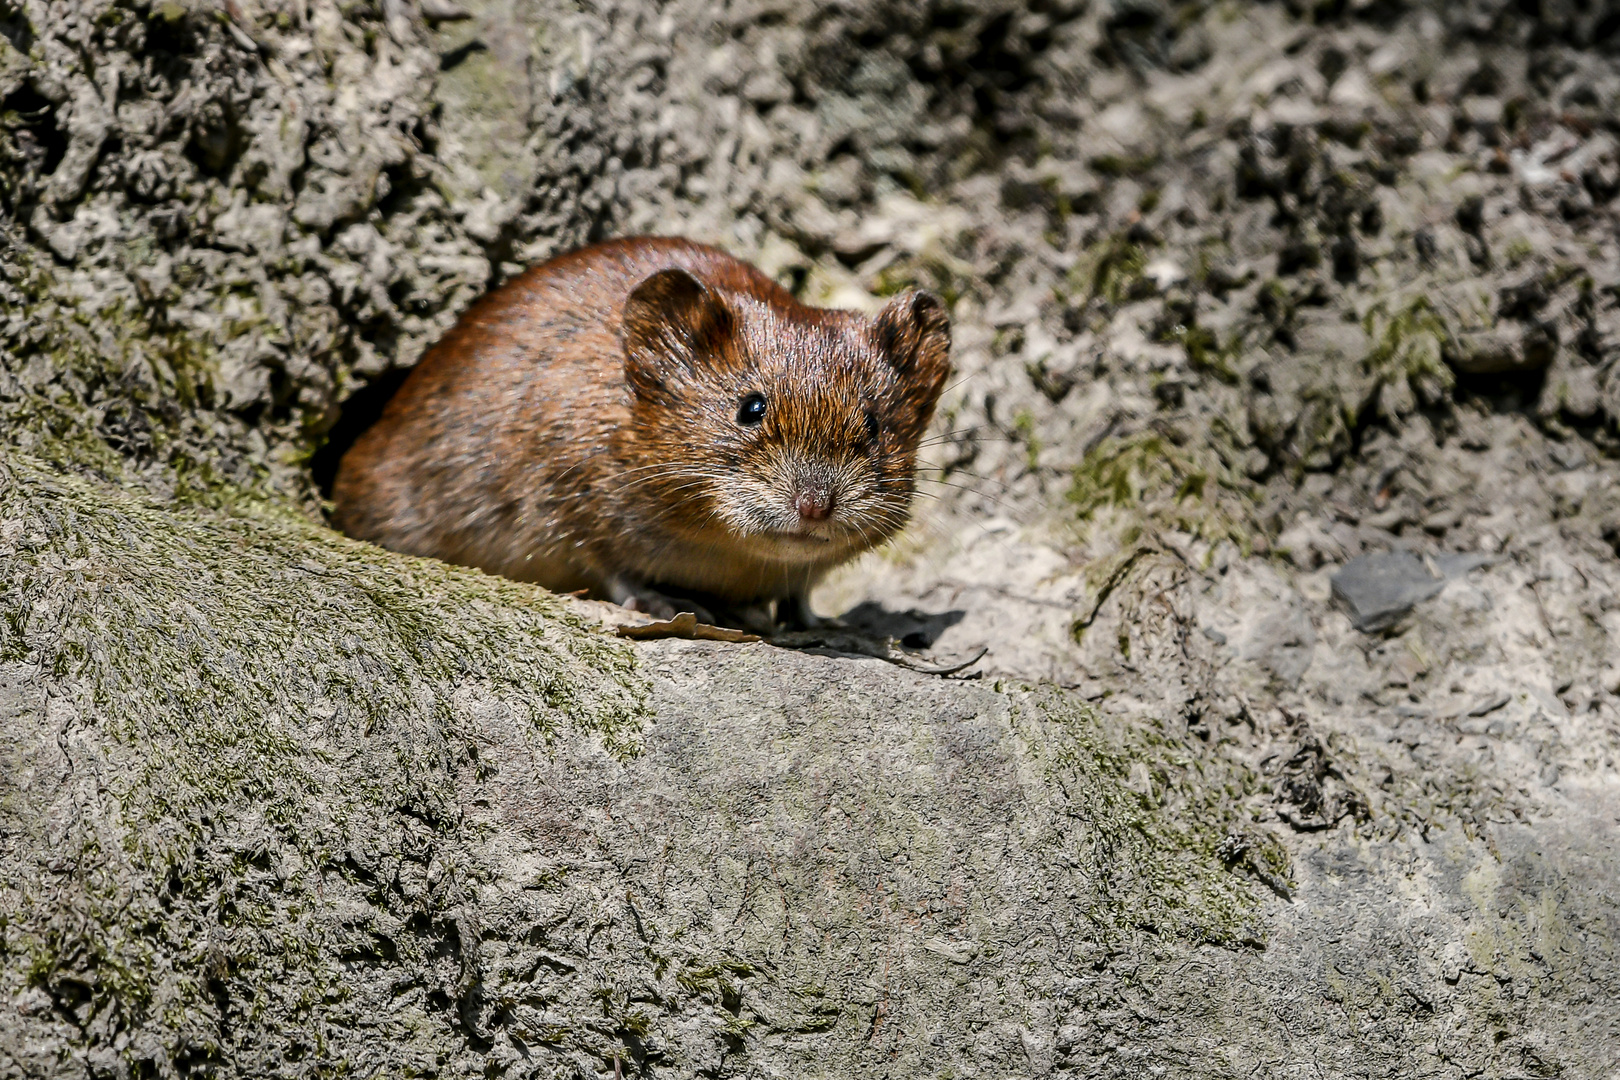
[0,452,1273,1077]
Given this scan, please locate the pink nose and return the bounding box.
[794,488,833,522]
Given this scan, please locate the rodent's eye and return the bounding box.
[737,392,767,426]
[863,409,880,445]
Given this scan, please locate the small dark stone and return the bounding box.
[1414,227,1438,265]
[1276,240,1321,276]
[1331,235,1358,283]
[1153,378,1186,409]
[1456,194,1486,234]
[1318,46,1348,86]
[1583,156,1619,202]
[1522,322,1559,369]
[1498,277,1550,319]
[1206,264,1254,294]
[1026,358,1078,403]
[1000,177,1049,211]
[1460,61,1503,97]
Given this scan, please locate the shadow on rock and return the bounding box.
[836,601,967,650]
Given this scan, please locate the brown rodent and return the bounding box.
[330,236,950,629]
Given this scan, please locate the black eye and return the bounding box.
[737,392,767,426]
[863,409,880,444]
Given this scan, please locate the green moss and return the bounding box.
[1067,432,1264,644]
[1075,233,1149,307]
[1256,278,1294,329]
[0,229,262,506]
[1011,408,1040,470]
[1013,690,1276,945]
[1039,174,1075,222]
[1176,323,1241,384]
[871,263,920,297]
[0,451,649,1068]
[1361,296,1455,416]
[869,253,969,308]
[1090,152,1161,178]
[1069,432,1260,551]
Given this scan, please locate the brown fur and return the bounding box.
[330,236,950,622]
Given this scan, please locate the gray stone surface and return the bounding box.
[3,0,1620,1076]
[1331,551,1447,631]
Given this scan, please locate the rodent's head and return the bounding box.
[617,266,951,569]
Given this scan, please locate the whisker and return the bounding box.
[913,430,1010,446]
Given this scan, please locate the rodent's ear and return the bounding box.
[622,267,734,396]
[873,291,951,392]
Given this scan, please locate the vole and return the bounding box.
[330,236,951,630]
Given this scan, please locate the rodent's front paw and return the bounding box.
[621,594,677,620]
[610,576,717,625]
[719,601,779,636]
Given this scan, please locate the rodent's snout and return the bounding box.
[792,483,834,523]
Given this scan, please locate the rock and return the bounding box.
[1330,551,1448,631]
[419,0,474,21]
[1446,324,1552,374]
[1540,355,1604,418]
[1330,551,1496,631]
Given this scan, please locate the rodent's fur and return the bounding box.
[330,236,950,627]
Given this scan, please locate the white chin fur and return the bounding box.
[707,480,888,560]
